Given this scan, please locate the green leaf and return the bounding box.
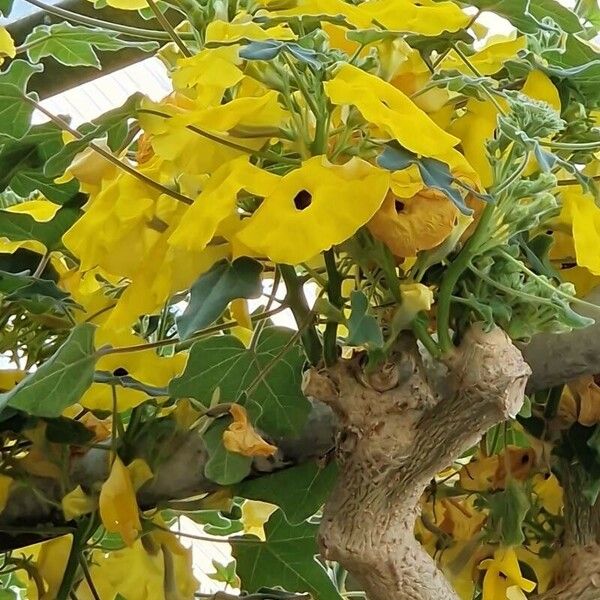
[233,510,342,600]
[44,417,94,445]
[204,417,253,485]
[208,560,241,587]
[0,60,44,140]
[1,323,97,417]
[487,479,530,546]
[176,257,264,340]
[237,461,338,524]
[0,204,81,251]
[345,291,383,349]
[0,123,79,204]
[468,0,582,34]
[0,0,14,16]
[44,93,144,178]
[25,23,158,69]
[0,270,77,315]
[186,509,244,536]
[170,327,309,437]
[432,69,499,102]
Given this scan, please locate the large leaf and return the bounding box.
[233,510,342,600]
[0,60,43,140]
[1,323,97,417]
[0,123,79,203]
[203,417,253,485]
[0,204,81,251]
[487,479,530,546]
[237,461,338,524]
[468,0,582,33]
[169,328,309,437]
[0,270,77,315]
[177,258,264,340]
[25,23,158,69]
[44,93,144,178]
[0,0,14,16]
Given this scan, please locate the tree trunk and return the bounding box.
[305,325,531,600]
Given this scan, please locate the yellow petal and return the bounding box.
[127,458,154,491]
[223,404,277,457]
[5,199,60,221]
[325,64,459,158]
[0,369,26,392]
[62,485,97,521]
[206,19,296,43]
[522,70,561,112]
[241,499,277,540]
[236,156,390,264]
[0,474,13,514]
[0,26,15,58]
[360,0,470,36]
[262,0,372,28]
[532,473,563,516]
[99,456,141,546]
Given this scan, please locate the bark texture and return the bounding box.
[305,325,531,600]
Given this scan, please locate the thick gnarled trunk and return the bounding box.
[305,325,531,600]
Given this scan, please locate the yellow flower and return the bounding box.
[392,283,434,330]
[205,19,296,43]
[367,188,458,257]
[450,98,503,187]
[169,156,280,252]
[0,369,26,391]
[555,188,600,276]
[439,36,527,76]
[14,535,73,600]
[241,499,278,540]
[77,539,198,600]
[439,497,486,541]
[360,0,470,36]
[532,473,563,516]
[62,485,97,521]
[81,329,187,411]
[0,474,13,514]
[99,456,141,547]
[54,142,118,195]
[325,63,459,158]
[236,156,390,264]
[223,404,277,457]
[171,46,243,105]
[521,70,561,112]
[515,544,559,594]
[0,26,15,64]
[479,548,537,600]
[564,374,600,426]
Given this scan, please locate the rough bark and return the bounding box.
[305,325,531,600]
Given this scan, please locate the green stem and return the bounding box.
[323,249,342,366]
[411,313,441,359]
[146,0,192,56]
[540,139,600,151]
[21,0,194,40]
[279,264,322,366]
[436,202,496,353]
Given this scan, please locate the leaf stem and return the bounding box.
[436,202,496,353]
[279,264,323,366]
[21,0,194,40]
[323,249,342,366]
[145,0,192,56]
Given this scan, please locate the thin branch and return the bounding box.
[145,0,192,56]
[23,96,194,206]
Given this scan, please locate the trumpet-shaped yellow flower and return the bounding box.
[439,36,527,76]
[479,548,537,600]
[325,63,459,158]
[521,70,561,112]
[171,46,243,105]
[368,188,458,257]
[99,456,141,547]
[360,0,470,36]
[236,156,390,264]
[223,404,278,457]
